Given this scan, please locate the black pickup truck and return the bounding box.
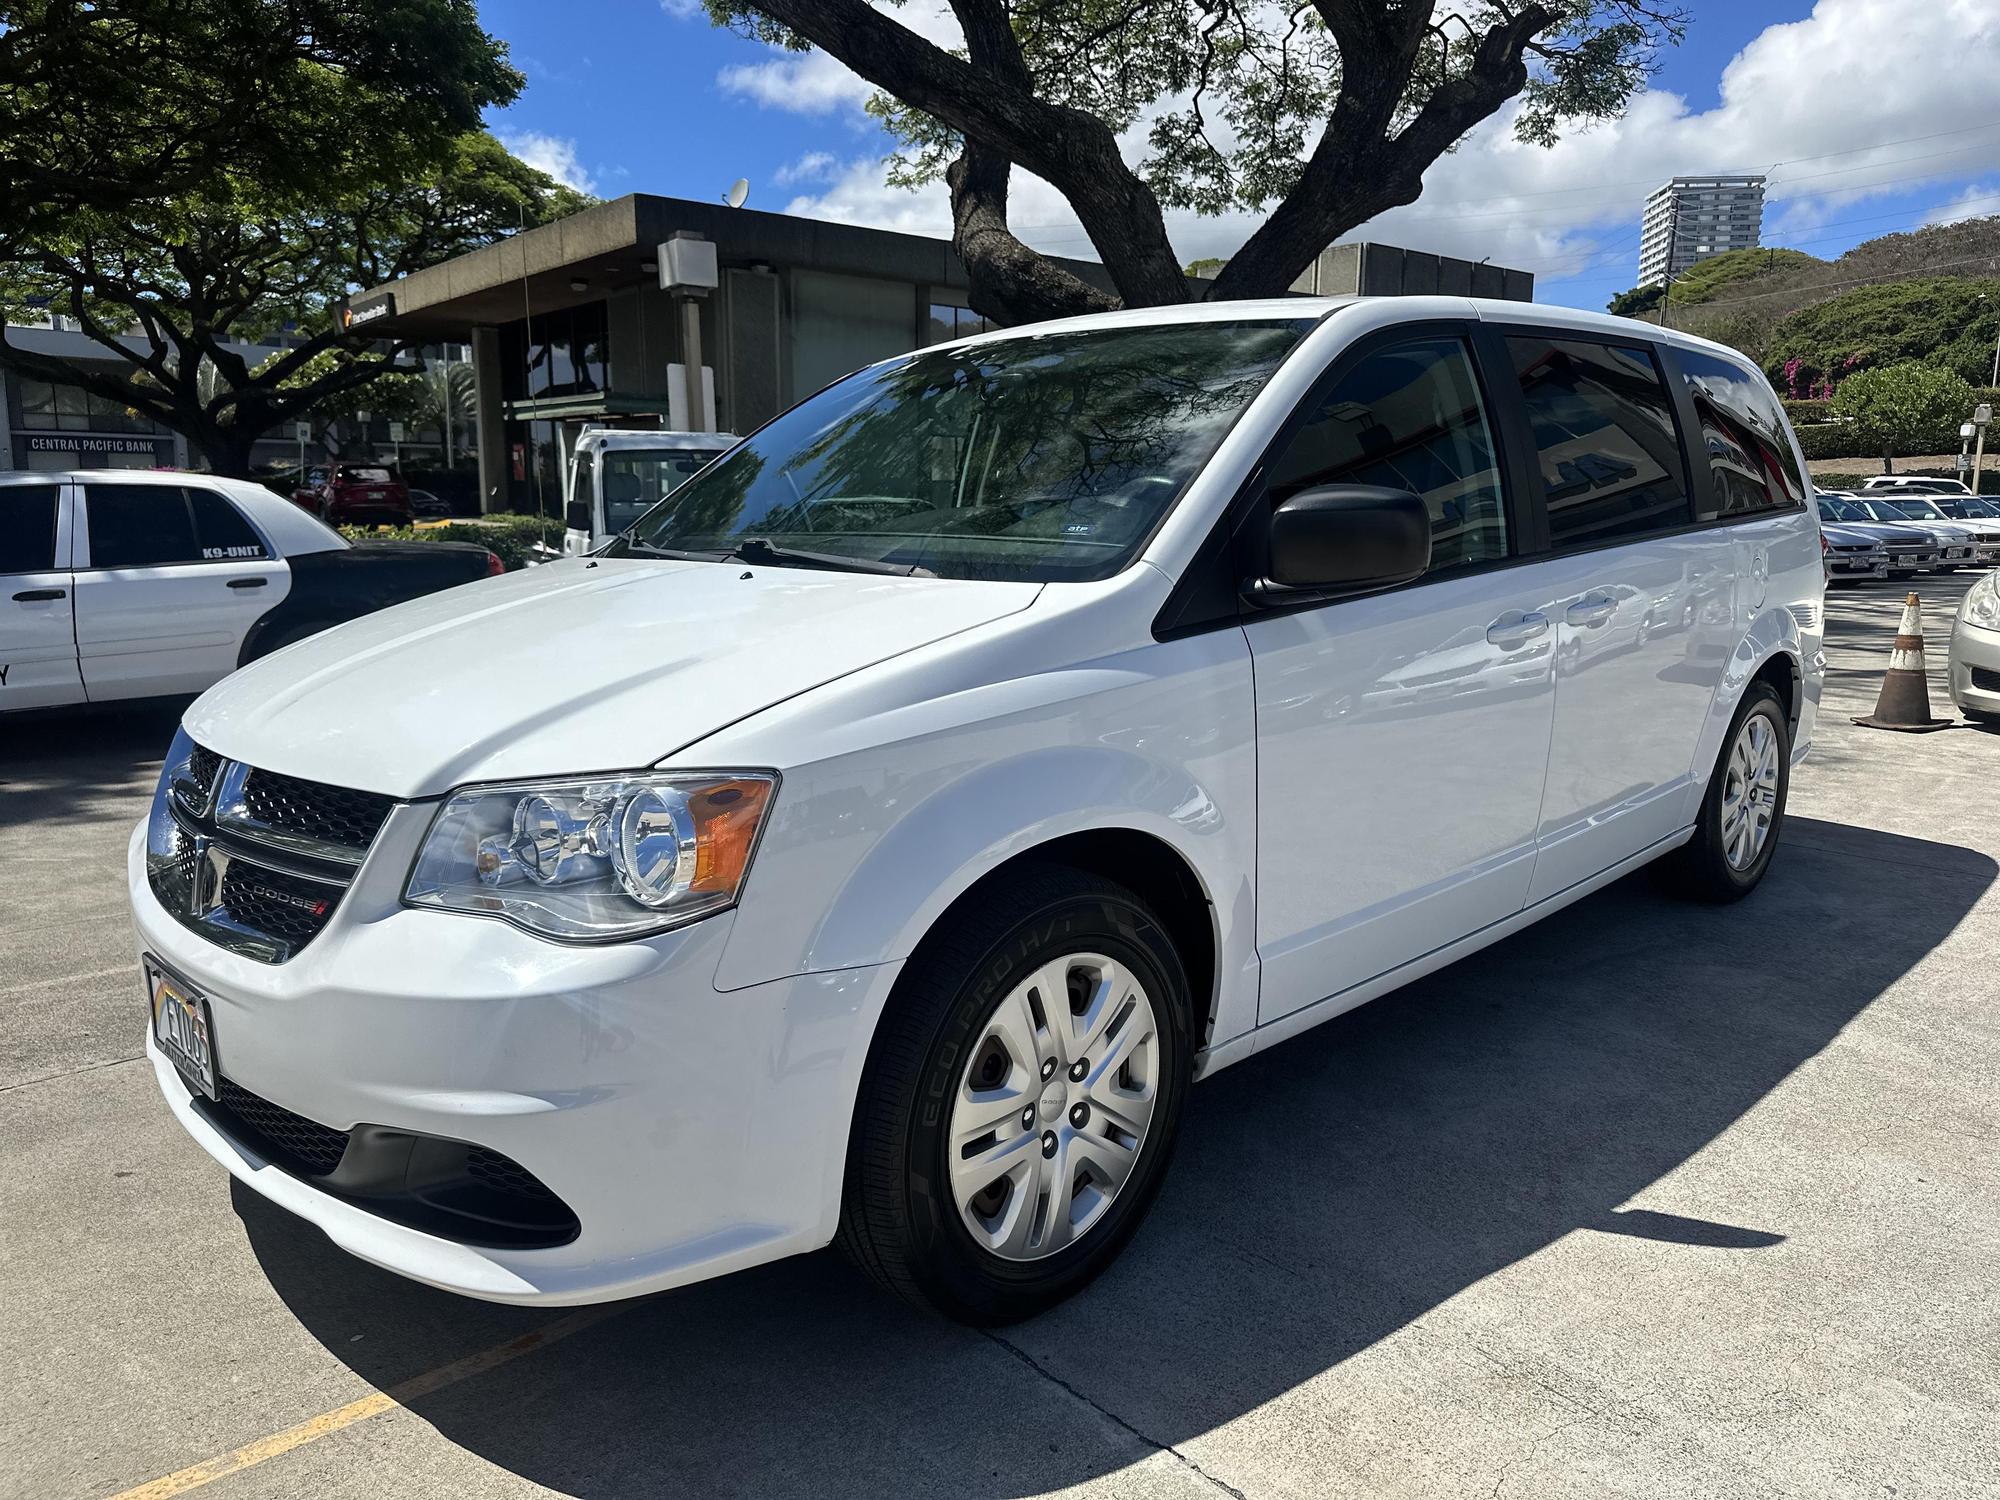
[1,471,502,714]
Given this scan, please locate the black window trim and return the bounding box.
[78,482,273,571]
[1657,341,1809,524]
[1156,317,1540,639]
[1483,321,1699,558]
[1152,316,1813,640]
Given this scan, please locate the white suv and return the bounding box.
[131,299,1823,1323]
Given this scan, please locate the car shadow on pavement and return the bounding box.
[238,814,1994,1499]
[0,697,187,833]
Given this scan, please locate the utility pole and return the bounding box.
[1656,199,1679,328]
[1973,403,1992,498]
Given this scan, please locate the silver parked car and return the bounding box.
[1949,570,2000,724]
[1815,495,1940,575]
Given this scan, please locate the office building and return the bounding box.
[1637,175,1765,288]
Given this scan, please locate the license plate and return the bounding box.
[148,959,218,1100]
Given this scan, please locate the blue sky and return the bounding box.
[479,0,2000,310]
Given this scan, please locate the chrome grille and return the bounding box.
[146,744,396,964]
[240,770,394,853]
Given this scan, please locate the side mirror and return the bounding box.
[564,500,592,534]
[1251,484,1432,600]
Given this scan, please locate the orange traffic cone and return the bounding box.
[1854,591,1952,732]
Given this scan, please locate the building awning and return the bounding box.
[503,391,670,423]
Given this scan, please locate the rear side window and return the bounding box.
[186,488,269,559]
[1678,350,1806,519]
[1505,337,1690,549]
[1265,336,1508,572]
[1,485,61,573]
[85,484,200,568]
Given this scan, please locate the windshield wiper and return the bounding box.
[614,539,730,561]
[726,537,935,577]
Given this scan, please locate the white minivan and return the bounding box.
[131,298,1823,1324]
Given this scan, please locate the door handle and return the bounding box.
[1564,594,1618,628]
[11,588,65,602]
[226,577,269,589]
[1485,611,1550,647]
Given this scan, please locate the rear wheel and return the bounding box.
[1662,680,1790,902]
[838,865,1192,1324]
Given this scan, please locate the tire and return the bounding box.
[244,618,334,663]
[1966,707,2000,726]
[837,864,1194,1325]
[1662,680,1791,902]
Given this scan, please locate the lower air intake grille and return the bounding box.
[193,1077,579,1249]
[215,1076,351,1176]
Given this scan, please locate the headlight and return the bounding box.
[404,772,776,941]
[1965,571,2000,630]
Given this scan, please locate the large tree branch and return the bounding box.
[946,148,1118,324]
[749,0,1186,307]
[1210,3,1554,300]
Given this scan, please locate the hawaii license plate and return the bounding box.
[147,958,218,1100]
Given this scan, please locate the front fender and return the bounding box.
[707,630,1261,1052]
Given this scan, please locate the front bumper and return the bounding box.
[129,819,899,1304]
[1949,614,2000,717]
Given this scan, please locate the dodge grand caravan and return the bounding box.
[132,299,1823,1324]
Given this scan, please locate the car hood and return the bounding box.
[1821,524,1879,545]
[186,557,1040,798]
[1835,522,1935,542]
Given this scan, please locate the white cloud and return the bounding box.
[730,0,2000,298]
[1924,182,2000,228]
[659,0,705,18]
[775,151,843,187]
[496,130,599,196]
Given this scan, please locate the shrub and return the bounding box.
[1827,361,1978,464]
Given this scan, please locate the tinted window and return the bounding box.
[1678,350,1806,519]
[186,488,269,560]
[1506,337,1689,547]
[1266,336,1507,572]
[336,466,394,484]
[86,485,199,568]
[1,485,61,573]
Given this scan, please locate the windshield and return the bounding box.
[1818,497,1864,521]
[1887,498,1946,519]
[608,319,1315,582]
[1856,499,1911,522]
[600,449,725,534]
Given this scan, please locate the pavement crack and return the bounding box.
[0,1053,143,1096]
[981,1330,1250,1500]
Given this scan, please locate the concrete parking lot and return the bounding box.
[4,574,1996,1500]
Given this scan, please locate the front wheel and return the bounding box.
[1662,680,1790,901]
[838,865,1193,1324]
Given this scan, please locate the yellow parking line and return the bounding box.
[108,1304,622,1499]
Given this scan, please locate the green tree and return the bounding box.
[1183,257,1228,280]
[1828,361,1976,473]
[1763,276,2000,393]
[0,0,521,248]
[1606,283,1663,317]
[700,1,1683,323]
[0,135,591,476]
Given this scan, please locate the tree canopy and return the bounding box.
[1829,361,1977,469]
[701,0,1683,323]
[0,0,522,248]
[0,134,590,475]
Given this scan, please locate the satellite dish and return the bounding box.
[724,178,750,209]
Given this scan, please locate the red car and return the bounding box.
[292,464,414,528]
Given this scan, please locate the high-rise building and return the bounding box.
[1637,175,1765,288]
